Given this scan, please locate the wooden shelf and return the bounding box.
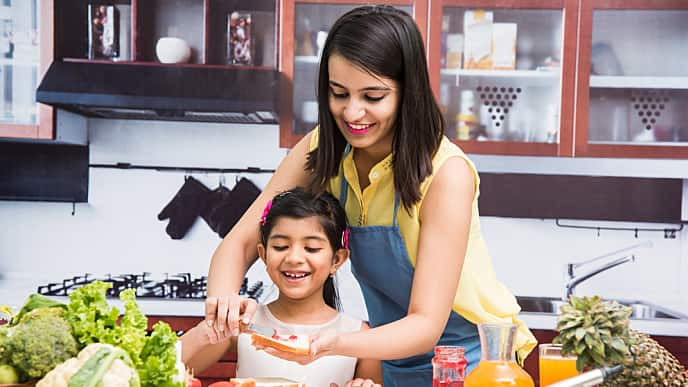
[441,68,559,79]
[589,75,688,89]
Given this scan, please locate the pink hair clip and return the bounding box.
[341,228,350,249]
[260,199,273,226]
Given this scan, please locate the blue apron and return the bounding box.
[338,150,481,386]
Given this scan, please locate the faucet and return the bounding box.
[563,240,651,301]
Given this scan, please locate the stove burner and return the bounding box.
[37,273,265,301]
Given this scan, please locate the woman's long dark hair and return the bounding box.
[259,188,347,310]
[306,5,444,211]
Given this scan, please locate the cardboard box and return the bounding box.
[492,23,517,70]
[463,10,493,69]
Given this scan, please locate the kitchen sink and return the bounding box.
[516,296,688,320]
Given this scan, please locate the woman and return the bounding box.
[205,5,536,386]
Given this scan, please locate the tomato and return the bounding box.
[187,377,202,387]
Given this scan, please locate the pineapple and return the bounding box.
[553,296,687,386]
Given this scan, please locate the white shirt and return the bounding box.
[236,304,362,386]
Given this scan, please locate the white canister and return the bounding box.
[155,37,191,64]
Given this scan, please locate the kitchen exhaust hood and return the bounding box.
[36,61,280,124]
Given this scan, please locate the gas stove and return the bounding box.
[36,273,266,301]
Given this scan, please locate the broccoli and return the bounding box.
[5,307,79,381]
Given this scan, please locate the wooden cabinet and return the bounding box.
[277,0,688,160]
[523,329,688,385]
[278,0,427,148]
[428,0,579,157]
[54,0,277,68]
[0,0,54,140]
[148,316,237,387]
[574,0,688,159]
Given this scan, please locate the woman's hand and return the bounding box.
[254,330,339,365]
[204,295,257,340]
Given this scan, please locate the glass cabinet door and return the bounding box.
[279,0,426,148]
[0,0,52,139]
[576,1,688,158]
[428,0,578,156]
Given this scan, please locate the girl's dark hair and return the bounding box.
[259,187,347,310]
[306,5,444,211]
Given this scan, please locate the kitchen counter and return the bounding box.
[519,311,688,337]
[2,275,687,336]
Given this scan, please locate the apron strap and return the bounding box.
[339,143,399,226]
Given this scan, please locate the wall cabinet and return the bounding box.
[54,0,277,68]
[0,0,53,140]
[278,0,688,159]
[428,0,579,157]
[574,0,688,158]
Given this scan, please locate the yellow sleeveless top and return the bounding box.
[309,130,537,360]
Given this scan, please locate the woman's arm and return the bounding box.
[352,322,383,383]
[206,132,314,335]
[307,156,475,360]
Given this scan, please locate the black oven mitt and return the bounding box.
[158,176,211,239]
[200,183,232,234]
[203,177,261,238]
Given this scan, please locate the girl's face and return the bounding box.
[328,53,400,155]
[257,216,347,304]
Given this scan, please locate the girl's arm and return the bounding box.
[206,132,314,335]
[181,320,237,373]
[352,322,383,383]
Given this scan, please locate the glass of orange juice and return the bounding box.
[539,343,579,386]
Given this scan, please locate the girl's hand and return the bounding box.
[254,330,339,365]
[328,379,382,387]
[193,318,227,345]
[204,295,257,339]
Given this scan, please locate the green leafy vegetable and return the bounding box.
[137,322,183,387]
[64,281,182,387]
[9,293,66,327]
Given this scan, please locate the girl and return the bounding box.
[205,5,537,386]
[182,188,382,387]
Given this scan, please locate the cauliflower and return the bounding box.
[5,307,78,381]
[38,343,140,387]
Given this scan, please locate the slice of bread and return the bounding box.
[250,332,311,356]
[229,377,305,387]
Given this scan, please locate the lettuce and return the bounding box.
[137,322,183,387]
[65,281,183,387]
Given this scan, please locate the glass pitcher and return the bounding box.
[465,323,534,387]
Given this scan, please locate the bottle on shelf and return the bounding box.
[464,323,534,387]
[456,90,479,140]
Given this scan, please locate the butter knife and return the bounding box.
[240,321,276,337]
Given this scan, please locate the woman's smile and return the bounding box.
[346,122,375,134]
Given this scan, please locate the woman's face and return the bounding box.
[257,216,342,304]
[328,53,400,155]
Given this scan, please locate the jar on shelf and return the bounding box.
[432,345,467,387]
[456,90,479,140]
